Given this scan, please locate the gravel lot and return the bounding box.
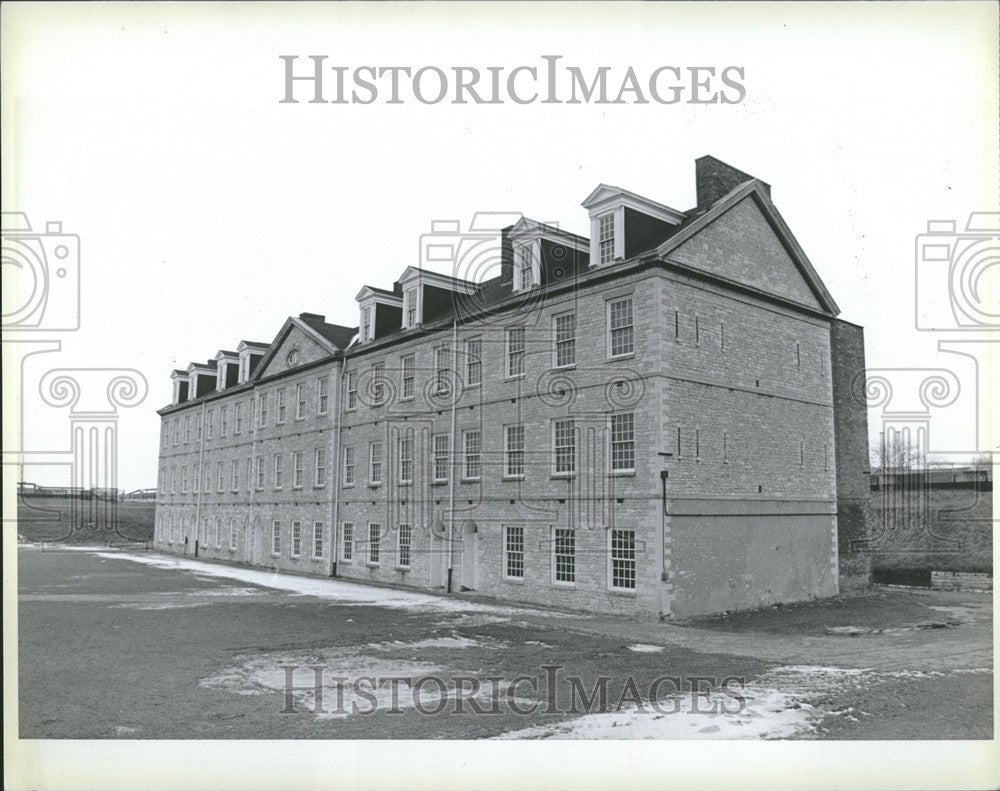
[17,547,992,740]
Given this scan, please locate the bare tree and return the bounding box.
[870,432,926,471]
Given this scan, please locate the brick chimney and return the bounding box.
[695,155,770,209]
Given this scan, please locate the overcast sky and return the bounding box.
[3,2,997,490]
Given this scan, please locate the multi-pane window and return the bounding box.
[342,446,355,486]
[610,529,637,590]
[361,305,374,342]
[368,523,381,565]
[397,523,412,568]
[215,517,222,549]
[610,412,636,473]
[271,521,281,556]
[181,466,188,493]
[342,522,354,561]
[296,383,306,419]
[504,525,525,579]
[506,327,525,378]
[346,372,357,410]
[554,312,576,368]
[273,453,284,489]
[505,425,525,478]
[404,287,418,328]
[463,430,481,480]
[229,517,237,550]
[517,244,534,290]
[465,338,482,387]
[369,442,384,485]
[202,517,210,544]
[433,434,449,482]
[608,297,634,357]
[206,410,215,439]
[434,346,450,396]
[231,460,239,492]
[203,464,211,493]
[401,354,415,400]
[255,456,265,490]
[371,362,386,406]
[553,419,576,475]
[216,461,224,492]
[246,458,253,492]
[314,448,327,487]
[197,413,204,440]
[234,403,243,434]
[220,406,228,436]
[292,450,304,488]
[276,388,287,423]
[170,469,177,494]
[258,392,268,426]
[291,521,302,557]
[598,211,615,265]
[317,377,329,415]
[398,435,413,484]
[554,528,576,584]
[312,521,324,559]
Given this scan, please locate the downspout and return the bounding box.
[446,319,459,594]
[247,391,258,566]
[193,401,206,556]
[330,355,344,577]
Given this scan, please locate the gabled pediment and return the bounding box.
[253,316,343,381]
[582,184,685,225]
[657,181,839,315]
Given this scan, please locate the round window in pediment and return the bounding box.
[286,348,300,366]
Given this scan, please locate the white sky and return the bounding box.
[2,1,997,490]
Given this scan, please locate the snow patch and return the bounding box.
[628,644,666,653]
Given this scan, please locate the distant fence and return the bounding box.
[870,466,991,491]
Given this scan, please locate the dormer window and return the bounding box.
[361,306,374,342]
[403,287,419,329]
[597,212,615,265]
[517,244,534,290]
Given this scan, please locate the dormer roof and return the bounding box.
[582,183,686,225]
[396,266,478,294]
[237,341,269,353]
[356,285,403,304]
[508,217,589,252]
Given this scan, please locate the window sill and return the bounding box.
[340,559,353,565]
[398,481,413,487]
[607,353,635,363]
[553,581,577,589]
[366,562,380,569]
[394,566,411,572]
[502,475,525,481]
[270,552,281,559]
[609,470,635,477]
[608,587,638,597]
[461,478,482,484]
[311,556,323,562]
[342,483,355,489]
[551,473,576,480]
[432,480,448,486]
[504,375,526,382]
[503,576,525,584]
[552,364,576,371]
[290,554,301,561]
[368,483,382,489]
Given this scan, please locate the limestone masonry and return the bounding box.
[155,155,870,618]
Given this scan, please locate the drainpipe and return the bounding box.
[193,401,207,556]
[330,356,344,577]
[658,451,673,618]
[247,392,258,565]
[446,319,459,593]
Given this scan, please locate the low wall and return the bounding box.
[930,571,992,592]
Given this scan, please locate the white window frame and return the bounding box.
[345,372,357,411]
[292,450,304,489]
[608,529,637,591]
[434,346,450,396]
[312,521,324,560]
[506,326,526,379]
[553,311,577,369]
[398,435,414,485]
[220,405,228,436]
[271,520,281,557]
[610,412,636,474]
[341,522,354,562]
[230,460,239,492]
[216,461,224,492]
[403,287,419,329]
[552,527,576,586]
[317,376,329,415]
[255,456,265,490]
[400,354,415,400]
[504,525,525,580]
[465,337,482,387]
[291,520,302,558]
[367,523,381,566]
[273,453,284,490]
[361,305,374,342]
[229,517,237,550]
[276,388,286,424]
[215,517,223,549]
[463,429,481,481]
[607,296,635,359]
[234,402,243,434]
[432,434,449,483]
[504,424,525,479]
[342,446,355,487]
[369,441,384,486]
[552,419,576,477]
[370,362,386,406]
[314,448,327,487]
[397,523,412,569]
[597,211,616,265]
[295,383,306,420]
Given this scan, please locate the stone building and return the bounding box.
[154,155,869,618]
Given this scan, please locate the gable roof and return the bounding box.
[250,314,355,382]
[651,180,840,315]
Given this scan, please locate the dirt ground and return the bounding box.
[16,547,993,740]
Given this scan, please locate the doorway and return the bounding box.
[459,520,478,591]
